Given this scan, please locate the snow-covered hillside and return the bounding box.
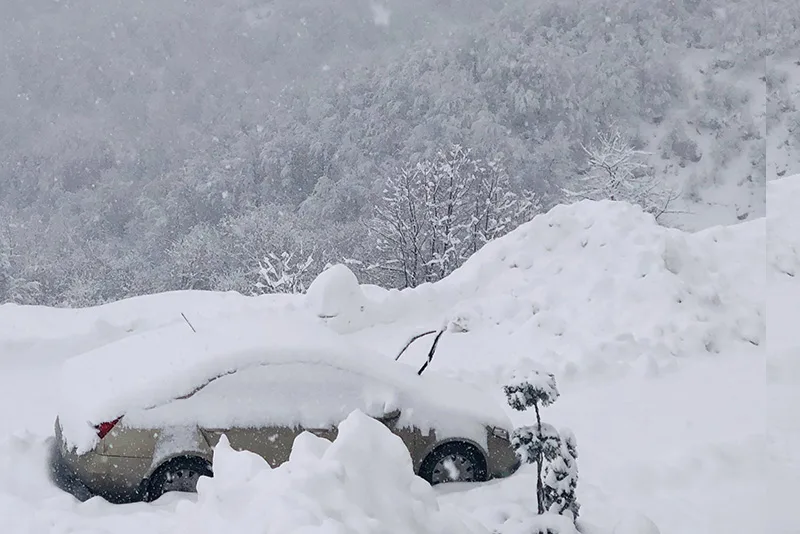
[653,53,793,231]
[0,184,779,533]
[312,198,763,386]
[767,60,800,183]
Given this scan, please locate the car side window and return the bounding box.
[129,360,398,430]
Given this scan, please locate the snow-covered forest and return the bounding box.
[0,0,796,306]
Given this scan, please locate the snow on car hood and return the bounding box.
[57,312,510,454]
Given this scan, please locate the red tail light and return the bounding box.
[95,417,122,439]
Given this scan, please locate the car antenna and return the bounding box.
[181,312,197,333]
[417,328,445,376]
[394,329,437,361]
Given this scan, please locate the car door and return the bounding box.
[195,363,306,468]
[197,361,410,466]
[201,425,300,468]
[293,364,428,464]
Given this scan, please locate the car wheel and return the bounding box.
[419,442,487,485]
[145,456,213,502]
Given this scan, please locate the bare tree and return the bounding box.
[564,128,679,220]
[255,249,317,294]
[369,146,538,288]
[0,223,40,305]
[370,163,430,288]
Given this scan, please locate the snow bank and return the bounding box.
[766,174,800,533]
[432,199,763,353]
[0,290,299,362]
[176,411,490,534]
[437,464,579,534]
[333,199,765,379]
[766,174,800,360]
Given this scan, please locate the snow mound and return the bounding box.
[178,410,490,534]
[766,174,800,532]
[767,174,800,356]
[445,199,763,354]
[304,264,372,333]
[0,290,300,363]
[437,464,579,534]
[337,199,764,377]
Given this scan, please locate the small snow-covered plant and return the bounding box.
[542,428,580,520]
[255,249,316,294]
[510,422,561,515]
[504,369,559,413]
[504,366,579,521]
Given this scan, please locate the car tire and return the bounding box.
[418,441,487,486]
[144,456,213,502]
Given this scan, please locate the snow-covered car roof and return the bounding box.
[58,312,511,453]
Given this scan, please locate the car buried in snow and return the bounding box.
[48,316,519,503]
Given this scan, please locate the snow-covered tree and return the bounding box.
[0,0,774,306]
[255,249,316,294]
[543,428,580,520]
[165,223,229,291]
[0,226,40,305]
[370,163,429,288]
[370,145,537,288]
[564,128,677,220]
[505,367,579,521]
[469,155,541,256]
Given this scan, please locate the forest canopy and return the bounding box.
[0,0,791,305]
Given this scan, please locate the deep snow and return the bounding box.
[766,175,800,534]
[0,183,780,533]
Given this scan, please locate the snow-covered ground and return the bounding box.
[0,176,782,533]
[766,175,800,534]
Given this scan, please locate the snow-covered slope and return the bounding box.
[0,190,776,534]
[766,174,800,534]
[767,62,800,183]
[648,53,800,232]
[651,51,768,230]
[314,199,763,384]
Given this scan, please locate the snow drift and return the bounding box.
[0,290,298,364]
[316,199,764,380]
[766,174,800,534]
[177,411,494,534]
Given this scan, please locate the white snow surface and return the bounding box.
[766,175,800,534]
[336,199,764,384]
[182,411,494,534]
[0,195,778,534]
